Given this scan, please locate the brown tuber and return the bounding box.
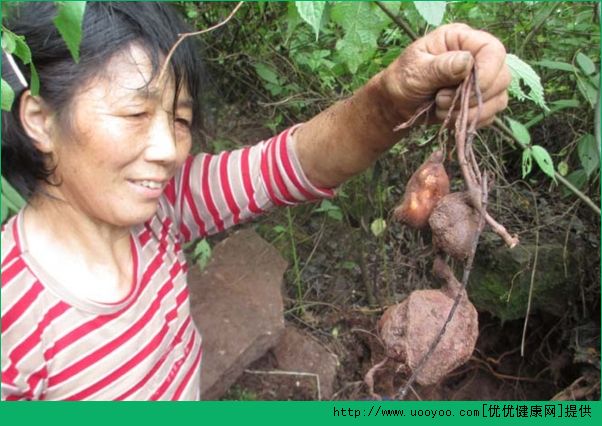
[393,150,450,229]
[377,257,478,386]
[428,192,480,261]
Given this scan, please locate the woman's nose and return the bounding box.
[144,115,178,163]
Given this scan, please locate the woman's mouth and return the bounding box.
[128,179,167,198]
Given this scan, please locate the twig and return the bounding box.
[520,181,540,357]
[375,1,419,41]
[519,2,561,55]
[493,117,601,216]
[158,2,244,82]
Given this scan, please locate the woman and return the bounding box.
[1,2,510,400]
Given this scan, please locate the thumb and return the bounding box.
[428,51,474,88]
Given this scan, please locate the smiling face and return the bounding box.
[41,44,193,228]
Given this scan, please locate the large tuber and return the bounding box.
[428,192,480,261]
[393,150,450,229]
[377,257,478,386]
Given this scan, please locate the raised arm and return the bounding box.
[293,23,511,188]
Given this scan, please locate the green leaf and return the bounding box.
[1,195,9,223]
[1,78,15,111]
[577,134,599,177]
[413,1,446,27]
[576,74,598,108]
[534,60,574,72]
[576,52,596,76]
[506,117,531,147]
[370,218,387,237]
[331,2,388,73]
[506,54,548,111]
[522,147,532,178]
[314,199,343,221]
[29,62,39,96]
[557,161,569,177]
[253,63,280,86]
[524,99,581,128]
[563,169,588,197]
[531,145,556,182]
[193,239,212,271]
[13,34,32,64]
[1,176,26,209]
[53,1,87,63]
[2,31,16,53]
[295,1,325,41]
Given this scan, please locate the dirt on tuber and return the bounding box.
[393,150,450,229]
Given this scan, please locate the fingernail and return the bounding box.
[452,52,472,75]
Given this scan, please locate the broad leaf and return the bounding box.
[1,195,9,223]
[1,176,26,209]
[576,52,596,76]
[531,145,556,182]
[413,1,446,27]
[331,2,388,73]
[534,60,574,72]
[2,31,16,53]
[253,63,280,85]
[506,54,548,111]
[577,134,599,177]
[506,117,531,147]
[53,1,86,63]
[557,161,569,177]
[522,147,532,178]
[1,78,15,111]
[295,1,326,41]
[193,239,212,271]
[370,218,387,237]
[563,169,588,198]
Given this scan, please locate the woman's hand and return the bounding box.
[294,23,510,188]
[380,23,510,128]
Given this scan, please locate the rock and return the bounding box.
[187,229,288,400]
[468,239,584,321]
[272,327,339,400]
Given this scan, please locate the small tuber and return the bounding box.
[428,192,480,261]
[393,150,450,229]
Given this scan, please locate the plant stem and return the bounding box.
[375,1,418,41]
[286,207,304,312]
[493,117,601,216]
[519,2,561,55]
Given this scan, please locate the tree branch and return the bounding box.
[375,1,419,41]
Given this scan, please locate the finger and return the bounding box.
[435,65,511,110]
[425,24,507,90]
[427,51,475,89]
[435,91,508,124]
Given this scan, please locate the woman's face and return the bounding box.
[47,45,193,228]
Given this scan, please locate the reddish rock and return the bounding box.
[187,229,288,400]
[272,327,339,400]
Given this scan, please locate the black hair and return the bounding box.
[1,2,204,199]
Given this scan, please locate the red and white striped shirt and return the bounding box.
[1,127,333,400]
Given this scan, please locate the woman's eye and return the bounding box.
[128,112,148,119]
[176,118,192,128]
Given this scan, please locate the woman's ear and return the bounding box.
[19,91,55,154]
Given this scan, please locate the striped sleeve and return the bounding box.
[160,126,335,242]
[1,278,48,401]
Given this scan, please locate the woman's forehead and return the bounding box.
[85,44,190,104]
